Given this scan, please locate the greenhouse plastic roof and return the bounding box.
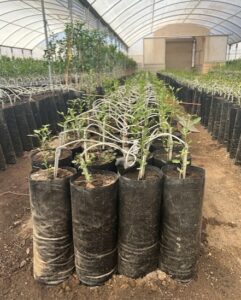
[0,0,126,51]
[1,0,241,51]
[87,0,241,45]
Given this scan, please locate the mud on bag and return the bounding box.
[118,166,163,278]
[160,165,205,282]
[70,170,118,286]
[29,168,75,285]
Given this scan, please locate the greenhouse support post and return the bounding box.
[41,0,53,88]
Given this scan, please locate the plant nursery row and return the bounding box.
[28,72,205,286]
[158,71,241,166]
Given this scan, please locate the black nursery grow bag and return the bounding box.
[2,105,23,158]
[3,106,23,157]
[23,102,39,147]
[218,100,229,144]
[70,170,118,286]
[118,166,163,278]
[201,93,212,128]
[208,96,219,133]
[160,165,205,282]
[30,100,42,129]
[31,148,72,170]
[38,97,50,126]
[29,168,76,285]
[45,96,59,133]
[152,149,192,169]
[229,108,241,159]
[212,97,223,140]
[0,144,6,170]
[14,102,33,151]
[0,110,17,164]
[226,104,239,152]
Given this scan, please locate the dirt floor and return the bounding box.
[1,125,241,300]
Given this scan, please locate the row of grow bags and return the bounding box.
[0,89,82,171]
[29,136,205,286]
[158,73,241,165]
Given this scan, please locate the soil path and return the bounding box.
[0,125,241,300]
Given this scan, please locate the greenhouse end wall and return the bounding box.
[130,24,228,73]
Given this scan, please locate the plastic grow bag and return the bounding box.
[55,91,67,116]
[223,102,235,146]
[191,89,201,116]
[230,108,241,159]
[0,110,17,164]
[212,97,223,139]
[23,102,39,147]
[160,165,205,282]
[70,170,118,286]
[234,135,241,165]
[89,158,117,173]
[38,97,50,126]
[30,101,42,129]
[218,101,229,144]
[46,96,59,133]
[0,144,6,170]
[3,106,23,157]
[203,93,212,128]
[227,105,239,152]
[29,167,76,285]
[208,96,218,133]
[118,166,163,278]
[14,103,33,151]
[31,149,72,170]
[153,149,192,169]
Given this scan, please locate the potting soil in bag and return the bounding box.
[70,170,118,286]
[118,166,163,278]
[31,148,72,170]
[29,168,76,285]
[160,165,205,282]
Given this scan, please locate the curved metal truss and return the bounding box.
[0,0,128,53]
[1,0,241,53]
[87,0,241,46]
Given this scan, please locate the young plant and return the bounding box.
[72,153,93,188]
[33,124,52,150]
[33,125,54,175]
[174,114,201,179]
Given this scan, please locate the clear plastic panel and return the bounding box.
[1,0,241,51]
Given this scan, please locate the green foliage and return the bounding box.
[33,125,52,150]
[47,21,137,76]
[33,125,54,174]
[0,23,136,80]
[73,154,93,184]
[177,115,201,142]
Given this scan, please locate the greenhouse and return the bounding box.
[1,1,241,299]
